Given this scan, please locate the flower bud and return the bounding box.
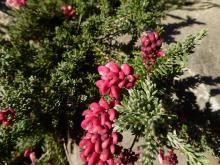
[90,102,103,114]
[151,43,157,51]
[126,82,134,89]
[157,51,165,57]
[98,65,110,75]
[105,121,112,129]
[106,62,120,73]
[88,152,99,165]
[84,143,94,156]
[98,98,109,109]
[101,133,109,141]
[156,40,162,48]
[97,160,105,165]
[148,32,155,42]
[100,149,110,161]
[80,152,87,162]
[154,32,159,40]
[79,139,90,149]
[91,134,99,143]
[110,144,116,154]
[100,112,109,125]
[110,86,120,99]
[112,132,119,144]
[102,138,111,149]
[24,149,32,157]
[95,138,102,153]
[2,120,12,126]
[61,5,76,18]
[127,75,136,83]
[7,107,15,116]
[108,109,117,121]
[107,158,114,165]
[121,64,133,75]
[118,71,125,80]
[118,80,126,89]
[0,112,5,121]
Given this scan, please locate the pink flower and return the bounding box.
[96,62,139,100]
[24,149,37,165]
[61,5,76,18]
[5,0,27,9]
[158,149,178,165]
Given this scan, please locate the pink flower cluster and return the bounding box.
[61,5,76,19]
[141,32,165,66]
[5,0,27,9]
[24,149,37,165]
[80,62,139,164]
[80,98,122,165]
[96,62,139,100]
[0,107,15,126]
[158,149,178,165]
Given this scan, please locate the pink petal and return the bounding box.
[110,86,120,99]
[105,121,112,129]
[118,71,125,80]
[105,62,120,73]
[148,32,155,42]
[101,138,111,149]
[157,51,165,57]
[90,102,103,114]
[126,75,136,83]
[100,149,110,161]
[154,32,159,40]
[107,158,114,165]
[80,152,87,162]
[110,76,120,86]
[101,112,109,125]
[110,144,116,154]
[111,132,119,144]
[98,98,109,109]
[118,80,126,88]
[97,160,105,165]
[108,108,118,121]
[141,35,147,45]
[96,80,105,88]
[88,151,99,165]
[98,65,110,75]
[95,138,102,153]
[126,82,135,89]
[82,109,93,117]
[156,40,162,48]
[121,64,134,75]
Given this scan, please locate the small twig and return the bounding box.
[130,135,138,151]
[63,142,74,165]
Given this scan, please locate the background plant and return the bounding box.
[1,0,219,165]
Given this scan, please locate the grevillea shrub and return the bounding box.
[79,62,140,164]
[0,0,219,165]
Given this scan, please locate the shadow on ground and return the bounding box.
[173,75,220,158]
[162,15,205,43]
[175,75,220,122]
[182,0,220,11]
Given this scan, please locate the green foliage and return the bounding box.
[0,0,181,164]
[115,80,174,164]
[0,0,216,164]
[167,132,210,165]
[151,29,208,83]
[114,30,216,165]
